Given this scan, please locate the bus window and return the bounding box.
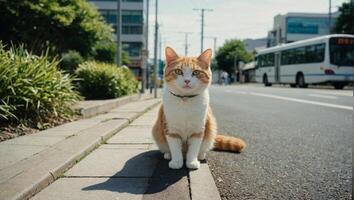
[281,43,325,65]
[330,37,354,67]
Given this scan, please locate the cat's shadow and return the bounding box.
[82,150,189,195]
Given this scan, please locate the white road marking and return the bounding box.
[249,92,353,111]
[316,91,353,97]
[225,90,247,95]
[308,94,337,99]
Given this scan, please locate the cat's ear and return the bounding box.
[197,49,212,67]
[165,47,179,65]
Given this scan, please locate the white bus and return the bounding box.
[255,34,354,89]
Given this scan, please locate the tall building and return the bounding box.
[267,12,340,47]
[243,38,267,53]
[89,0,146,78]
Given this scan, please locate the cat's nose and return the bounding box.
[184,80,190,84]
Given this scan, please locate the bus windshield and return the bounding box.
[330,37,354,67]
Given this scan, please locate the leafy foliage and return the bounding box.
[0,0,115,57]
[215,39,253,75]
[0,44,81,123]
[76,61,138,99]
[60,50,84,74]
[93,41,116,63]
[333,2,354,34]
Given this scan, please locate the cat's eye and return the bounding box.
[174,69,183,75]
[192,70,201,76]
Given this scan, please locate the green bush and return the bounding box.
[60,50,84,73]
[0,44,81,122]
[76,61,138,99]
[93,41,116,63]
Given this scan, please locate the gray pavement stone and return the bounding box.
[93,112,138,121]
[130,118,156,126]
[0,144,47,170]
[189,161,221,200]
[34,129,77,137]
[49,118,102,132]
[101,144,150,150]
[111,99,160,113]
[65,147,160,178]
[1,135,64,146]
[107,126,153,144]
[142,158,190,200]
[32,177,149,200]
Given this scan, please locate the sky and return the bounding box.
[147,0,348,58]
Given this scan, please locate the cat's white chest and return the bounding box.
[163,88,209,141]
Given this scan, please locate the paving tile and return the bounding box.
[0,145,47,170]
[49,118,102,132]
[32,177,149,200]
[93,112,138,121]
[143,159,190,200]
[34,129,77,137]
[111,99,160,113]
[65,147,160,178]
[1,135,64,146]
[107,126,153,144]
[189,162,221,200]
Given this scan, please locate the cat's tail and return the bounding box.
[213,135,246,152]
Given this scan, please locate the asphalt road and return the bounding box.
[207,84,353,200]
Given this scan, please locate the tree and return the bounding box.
[215,39,253,75]
[0,0,115,57]
[333,2,354,34]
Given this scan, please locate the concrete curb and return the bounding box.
[0,100,161,200]
[189,162,221,200]
[74,91,162,119]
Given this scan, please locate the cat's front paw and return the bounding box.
[198,153,206,161]
[186,160,200,169]
[164,152,171,160]
[169,159,183,169]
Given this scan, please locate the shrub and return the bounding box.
[93,41,116,63]
[76,61,139,99]
[60,50,84,73]
[0,44,81,122]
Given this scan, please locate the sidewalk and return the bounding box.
[0,97,161,200]
[30,102,221,199]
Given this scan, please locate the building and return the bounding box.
[243,38,267,53]
[89,0,146,78]
[267,12,340,47]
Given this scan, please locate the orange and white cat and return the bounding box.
[152,47,246,170]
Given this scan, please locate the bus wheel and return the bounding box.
[333,83,345,89]
[290,84,296,88]
[263,75,272,87]
[297,74,308,88]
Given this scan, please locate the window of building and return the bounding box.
[122,42,142,57]
[99,10,117,24]
[286,17,330,35]
[122,10,143,24]
[122,25,143,34]
[99,9,143,34]
[280,43,325,65]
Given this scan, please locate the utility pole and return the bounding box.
[205,36,217,54]
[153,0,158,98]
[179,32,193,56]
[142,0,149,93]
[328,0,332,34]
[193,8,213,53]
[116,0,122,66]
